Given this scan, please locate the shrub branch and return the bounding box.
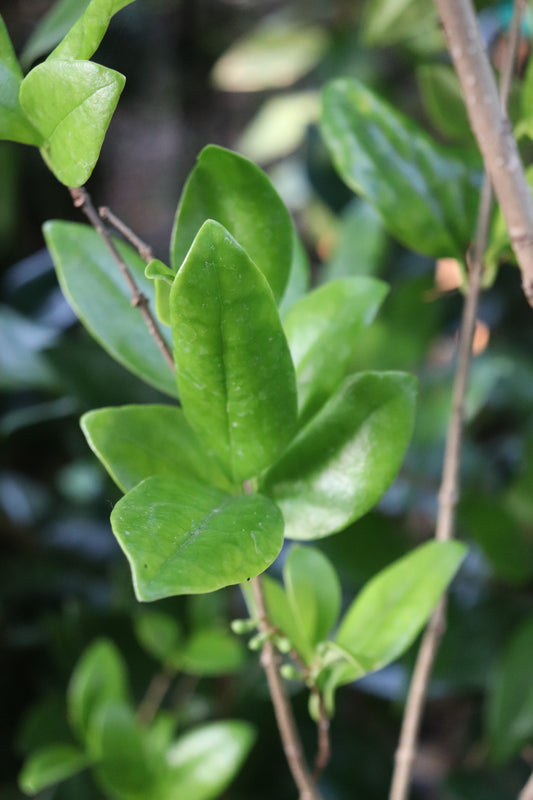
[434,0,533,306]
[69,186,174,371]
[388,3,524,798]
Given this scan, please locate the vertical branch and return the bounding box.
[69,186,174,371]
[433,0,533,306]
[388,4,524,798]
[251,576,322,800]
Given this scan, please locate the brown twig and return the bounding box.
[137,669,173,726]
[251,576,322,800]
[69,186,174,371]
[434,0,533,307]
[520,772,533,800]
[99,205,154,262]
[388,4,524,799]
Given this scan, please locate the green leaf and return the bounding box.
[81,405,233,493]
[67,639,129,743]
[284,546,341,656]
[44,221,176,397]
[486,617,533,763]
[262,371,417,540]
[334,541,466,682]
[0,16,42,145]
[417,64,473,141]
[134,611,182,665]
[278,227,311,318]
[159,721,255,800]
[284,277,388,424]
[212,16,327,92]
[111,476,284,600]
[171,220,297,482]
[145,259,175,327]
[20,60,125,186]
[19,744,92,795]
[20,0,91,68]
[171,145,293,303]
[321,78,480,259]
[49,0,134,62]
[88,703,155,800]
[360,0,440,49]
[178,629,246,675]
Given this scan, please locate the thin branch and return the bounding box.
[99,205,154,262]
[433,0,533,307]
[311,687,331,782]
[520,772,533,800]
[137,669,174,726]
[69,186,174,371]
[251,576,322,800]
[389,4,524,798]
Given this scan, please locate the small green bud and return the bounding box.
[231,618,257,635]
[274,636,292,654]
[280,664,303,681]
[248,632,268,651]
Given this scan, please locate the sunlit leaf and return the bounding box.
[20,60,125,186]
[212,17,327,92]
[49,0,134,61]
[159,721,255,800]
[20,0,91,68]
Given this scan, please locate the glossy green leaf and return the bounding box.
[159,721,255,800]
[321,78,480,258]
[88,703,155,800]
[111,476,284,600]
[417,64,473,141]
[212,17,327,92]
[486,617,533,763]
[171,145,293,302]
[0,16,42,145]
[81,405,233,493]
[178,629,246,675]
[334,541,466,683]
[171,220,297,482]
[67,640,128,743]
[278,228,311,318]
[44,221,176,397]
[262,371,417,540]
[284,277,388,424]
[49,0,134,61]
[20,60,125,186]
[134,611,182,665]
[20,0,91,68]
[145,259,175,327]
[284,546,341,654]
[19,744,92,795]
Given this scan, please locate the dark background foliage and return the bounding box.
[2,1,533,798]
